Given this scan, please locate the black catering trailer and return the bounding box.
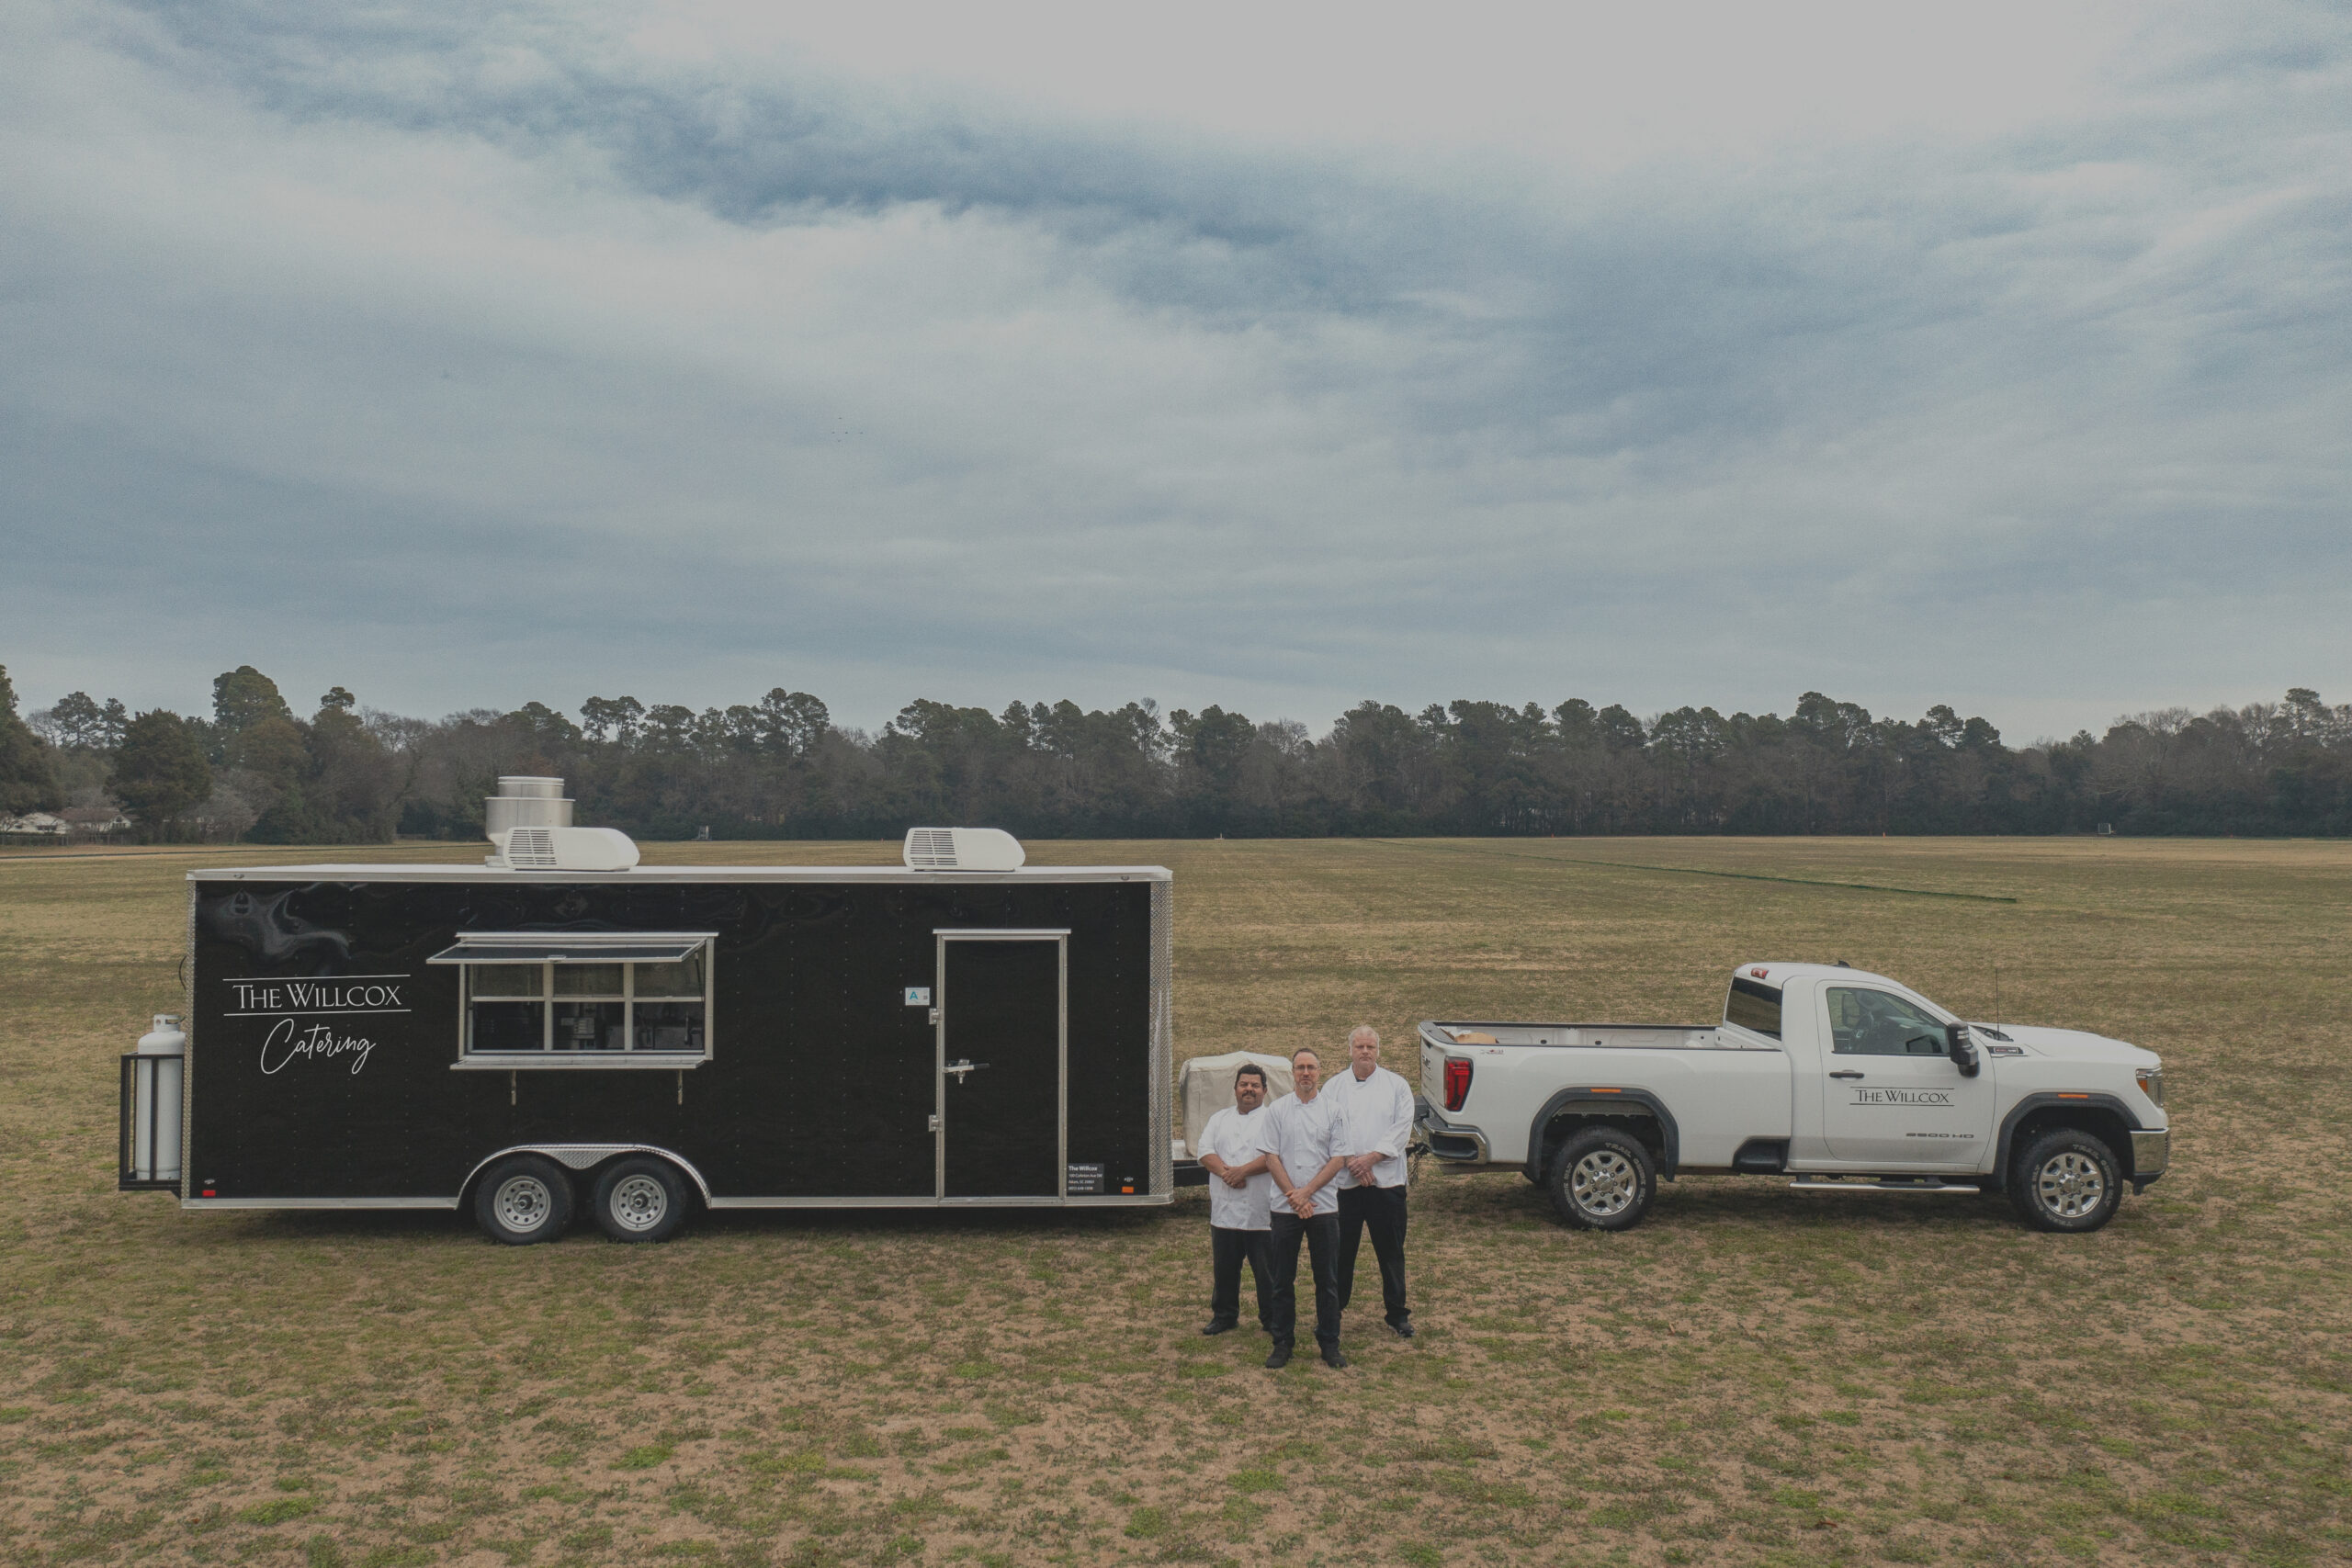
[119,836,1174,1243]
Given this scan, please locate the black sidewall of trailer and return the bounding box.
[184,876,1156,1204]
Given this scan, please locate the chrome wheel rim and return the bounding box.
[609,1174,669,1233]
[2036,1151,2107,1220]
[494,1174,553,1234]
[1571,1150,1636,1217]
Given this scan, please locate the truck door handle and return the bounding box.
[1829,1070,1865,1080]
[944,1059,990,1084]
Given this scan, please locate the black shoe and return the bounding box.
[1389,1318,1416,1339]
[1201,1318,1238,1337]
[1321,1347,1350,1369]
[1263,1345,1291,1370]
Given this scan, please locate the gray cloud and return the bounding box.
[5,0,2348,740]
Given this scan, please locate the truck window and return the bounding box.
[1724,976,1782,1038]
[1826,987,1946,1056]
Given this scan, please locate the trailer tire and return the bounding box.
[591,1157,690,1244]
[1545,1127,1656,1231]
[2008,1128,2121,1234]
[474,1155,573,1246]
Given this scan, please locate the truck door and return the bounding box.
[1816,985,1995,1170]
[936,931,1066,1200]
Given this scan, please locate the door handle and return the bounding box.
[1829,1070,1865,1080]
[944,1059,991,1084]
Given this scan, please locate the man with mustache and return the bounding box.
[1196,1061,1275,1337]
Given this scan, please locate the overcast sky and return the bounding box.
[4,0,2346,742]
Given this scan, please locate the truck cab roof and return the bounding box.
[1730,961,1900,990]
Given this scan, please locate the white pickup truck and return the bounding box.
[1416,962,2169,1233]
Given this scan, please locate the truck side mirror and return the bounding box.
[1946,1022,1981,1077]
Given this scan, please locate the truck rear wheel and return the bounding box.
[591,1156,690,1244]
[474,1155,573,1246]
[1546,1127,1656,1231]
[2008,1128,2121,1234]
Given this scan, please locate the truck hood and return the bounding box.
[1972,1022,2158,1067]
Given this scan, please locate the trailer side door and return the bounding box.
[938,931,1066,1199]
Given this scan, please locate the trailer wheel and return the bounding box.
[2008,1128,2121,1234]
[475,1155,573,1246]
[1545,1126,1656,1231]
[591,1157,690,1244]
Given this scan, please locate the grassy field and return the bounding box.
[2,835,2348,1568]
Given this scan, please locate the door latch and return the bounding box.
[928,1113,940,1133]
[927,1008,940,1026]
[1829,1070,1866,1080]
[944,1059,991,1084]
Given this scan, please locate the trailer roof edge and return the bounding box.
[186,863,1173,884]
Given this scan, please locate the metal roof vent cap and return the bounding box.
[902,827,1025,873]
[485,775,573,841]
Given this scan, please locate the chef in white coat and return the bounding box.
[1327,1024,1416,1337]
[1195,1062,1275,1336]
[1258,1047,1350,1369]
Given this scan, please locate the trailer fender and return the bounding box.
[1526,1089,1680,1182]
[459,1145,713,1205]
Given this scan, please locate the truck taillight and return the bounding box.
[1443,1057,1473,1112]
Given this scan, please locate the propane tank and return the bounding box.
[130,1013,185,1186]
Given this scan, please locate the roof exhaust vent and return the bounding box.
[485,776,572,840]
[902,827,1025,873]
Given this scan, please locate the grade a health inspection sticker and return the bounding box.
[1066,1163,1104,1195]
[903,987,931,1006]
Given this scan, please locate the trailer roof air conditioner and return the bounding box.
[902,827,1025,872]
[491,826,641,873]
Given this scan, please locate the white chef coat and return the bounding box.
[1256,1091,1342,1217]
[1327,1063,1416,1190]
[1197,1103,1274,1231]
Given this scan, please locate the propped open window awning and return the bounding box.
[428,932,716,965]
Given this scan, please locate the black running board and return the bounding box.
[1789,1177,1980,1195]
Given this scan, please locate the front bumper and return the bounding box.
[2131,1127,2170,1184]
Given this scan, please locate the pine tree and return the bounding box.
[0,665,63,815]
[110,711,212,840]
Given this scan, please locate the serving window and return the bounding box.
[427,933,715,1067]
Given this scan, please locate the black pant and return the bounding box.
[1209,1225,1273,1327]
[1337,1183,1410,1325]
[1267,1211,1341,1350]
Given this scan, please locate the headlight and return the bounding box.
[2135,1066,2164,1108]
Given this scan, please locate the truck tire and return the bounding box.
[2008,1128,2121,1234]
[591,1156,691,1244]
[475,1154,573,1245]
[1545,1127,1657,1231]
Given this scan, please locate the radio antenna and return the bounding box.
[1993,964,2001,1034]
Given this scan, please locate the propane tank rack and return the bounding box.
[119,1013,185,1191]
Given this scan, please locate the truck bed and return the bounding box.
[1419,1018,1795,1172]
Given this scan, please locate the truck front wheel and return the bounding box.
[1546,1127,1657,1231]
[2008,1129,2121,1234]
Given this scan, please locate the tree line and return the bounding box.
[5,661,2348,842]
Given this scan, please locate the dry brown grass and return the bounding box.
[2,835,2347,1567]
